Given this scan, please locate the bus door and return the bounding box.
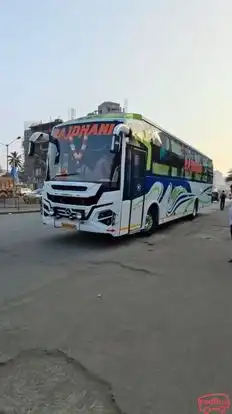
[122,145,147,234]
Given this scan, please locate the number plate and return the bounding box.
[61,222,76,230]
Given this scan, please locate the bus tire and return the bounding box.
[143,205,159,236]
[190,199,199,220]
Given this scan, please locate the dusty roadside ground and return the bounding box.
[0,350,121,414]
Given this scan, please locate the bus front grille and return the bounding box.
[54,207,84,219]
[47,193,98,206]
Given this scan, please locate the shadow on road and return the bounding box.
[48,230,135,251]
[42,209,218,252]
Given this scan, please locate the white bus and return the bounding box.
[28,112,213,237]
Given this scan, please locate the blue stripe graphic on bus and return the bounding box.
[167,193,194,216]
[145,178,213,218]
[146,175,192,201]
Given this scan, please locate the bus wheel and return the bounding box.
[191,200,199,220]
[143,206,158,236]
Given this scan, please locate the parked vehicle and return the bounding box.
[212,190,219,202]
[0,175,14,198]
[23,188,42,204]
[20,187,32,196]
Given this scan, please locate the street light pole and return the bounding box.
[0,137,21,173]
[6,144,9,173]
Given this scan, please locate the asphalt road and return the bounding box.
[0,205,231,414]
[0,212,118,303]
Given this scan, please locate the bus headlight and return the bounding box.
[49,208,55,216]
[98,210,115,226]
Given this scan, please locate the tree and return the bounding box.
[8,151,22,169]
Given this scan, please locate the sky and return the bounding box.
[0,0,231,173]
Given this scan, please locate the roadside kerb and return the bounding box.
[0,208,40,215]
[0,202,226,216]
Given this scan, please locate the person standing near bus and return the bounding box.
[220,190,226,210]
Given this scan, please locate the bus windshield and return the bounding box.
[51,122,121,186]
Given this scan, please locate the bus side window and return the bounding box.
[201,157,208,182]
[184,168,192,179]
[152,141,170,175]
[207,165,213,183]
[170,139,185,178]
[194,172,202,181]
[160,133,172,175]
[151,131,170,176]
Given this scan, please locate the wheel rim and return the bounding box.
[193,205,197,217]
[145,213,153,231]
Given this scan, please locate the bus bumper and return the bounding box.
[42,213,120,237]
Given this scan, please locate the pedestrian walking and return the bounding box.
[220,190,226,210]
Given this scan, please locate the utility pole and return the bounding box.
[6,144,9,173]
[0,137,21,173]
[123,99,128,113]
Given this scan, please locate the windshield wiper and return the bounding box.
[55,172,81,177]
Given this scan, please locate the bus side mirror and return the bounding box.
[55,153,60,164]
[28,132,50,157]
[49,136,60,164]
[28,141,35,156]
[111,124,131,153]
[111,134,121,153]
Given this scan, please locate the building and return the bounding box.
[86,101,123,117]
[23,118,63,185]
[213,170,225,190]
[97,101,122,114]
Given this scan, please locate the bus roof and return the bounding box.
[58,112,141,126]
[57,112,212,161]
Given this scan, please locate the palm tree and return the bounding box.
[225,169,232,183]
[8,151,22,169]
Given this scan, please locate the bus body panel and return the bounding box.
[143,176,212,226]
